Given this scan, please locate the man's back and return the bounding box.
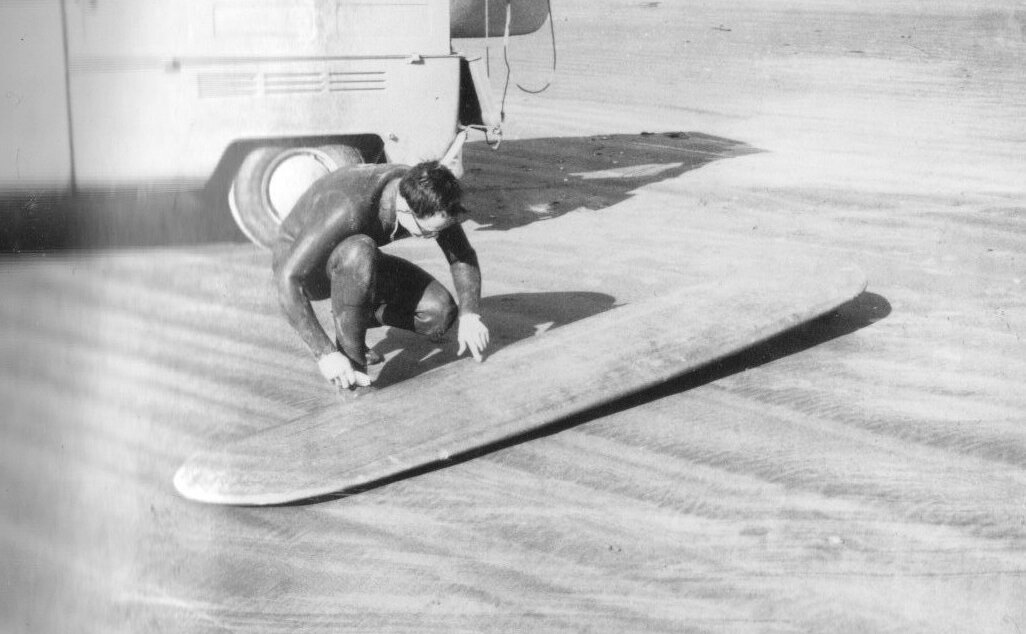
[273,163,407,281]
[277,163,407,247]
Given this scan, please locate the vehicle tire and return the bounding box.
[229,143,363,248]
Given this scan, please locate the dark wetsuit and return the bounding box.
[272,164,481,370]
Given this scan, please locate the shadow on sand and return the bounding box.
[0,131,759,251]
[369,290,619,388]
[283,291,892,506]
[460,131,762,232]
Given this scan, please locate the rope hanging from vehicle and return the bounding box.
[483,0,558,120]
[513,0,556,95]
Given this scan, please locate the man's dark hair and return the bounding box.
[399,160,464,219]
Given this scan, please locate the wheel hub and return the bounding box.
[266,150,336,221]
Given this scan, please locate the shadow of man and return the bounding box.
[369,290,618,388]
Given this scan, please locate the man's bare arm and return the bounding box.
[437,224,489,360]
[450,258,482,316]
[437,224,482,315]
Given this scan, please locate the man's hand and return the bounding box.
[456,313,490,362]
[317,351,372,390]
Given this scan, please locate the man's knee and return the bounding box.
[417,290,457,337]
[326,235,377,280]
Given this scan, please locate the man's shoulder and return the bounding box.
[291,162,407,213]
[276,163,408,247]
[319,163,408,187]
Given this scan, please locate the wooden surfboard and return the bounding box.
[174,259,867,505]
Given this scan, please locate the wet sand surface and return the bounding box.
[2,1,1025,632]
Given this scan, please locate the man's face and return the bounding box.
[397,196,459,239]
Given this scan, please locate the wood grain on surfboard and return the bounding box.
[174,260,867,505]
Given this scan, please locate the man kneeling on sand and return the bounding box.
[271,160,490,390]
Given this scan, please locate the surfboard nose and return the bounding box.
[173,454,263,505]
[173,460,218,504]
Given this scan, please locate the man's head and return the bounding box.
[396,161,466,238]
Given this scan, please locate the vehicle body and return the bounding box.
[0,0,548,248]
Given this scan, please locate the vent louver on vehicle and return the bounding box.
[198,70,385,97]
[265,71,324,94]
[197,72,259,98]
[328,71,386,92]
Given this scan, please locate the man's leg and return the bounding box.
[373,252,457,339]
[326,235,379,369]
